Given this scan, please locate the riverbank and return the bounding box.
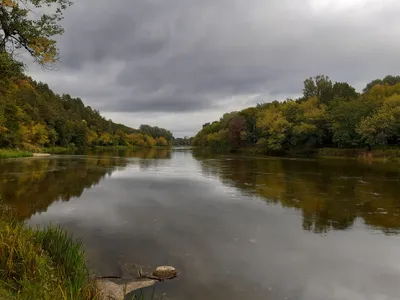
[194,147,400,162]
[0,212,97,299]
[0,150,33,159]
[0,209,177,299]
[317,147,400,162]
[42,145,172,154]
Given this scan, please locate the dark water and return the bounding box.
[1,148,400,300]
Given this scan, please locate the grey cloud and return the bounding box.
[29,0,400,134]
[101,93,213,113]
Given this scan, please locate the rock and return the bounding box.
[152,266,178,279]
[97,278,157,300]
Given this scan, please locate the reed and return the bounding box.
[0,213,98,299]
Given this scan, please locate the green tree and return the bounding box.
[363,75,400,93]
[332,82,359,101]
[328,98,374,148]
[302,75,333,104]
[0,0,72,66]
[228,115,246,150]
[357,94,400,147]
[240,107,260,145]
[257,109,291,151]
[30,123,49,146]
[291,96,327,148]
[207,129,229,151]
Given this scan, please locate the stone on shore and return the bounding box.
[152,266,178,279]
[96,265,178,299]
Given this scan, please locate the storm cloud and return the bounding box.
[28,0,400,136]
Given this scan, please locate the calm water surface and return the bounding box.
[1,148,400,300]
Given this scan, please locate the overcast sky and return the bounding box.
[27,0,400,137]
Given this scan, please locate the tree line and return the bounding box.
[0,53,174,151]
[173,136,193,146]
[193,75,400,153]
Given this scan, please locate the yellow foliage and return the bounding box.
[144,135,157,148]
[19,123,49,147]
[292,123,317,136]
[125,133,146,147]
[28,37,58,65]
[99,132,112,145]
[156,136,168,147]
[87,130,98,146]
[1,0,17,7]
[257,109,290,134]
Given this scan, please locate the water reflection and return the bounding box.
[87,148,171,160]
[0,148,171,220]
[193,153,400,234]
[1,150,400,300]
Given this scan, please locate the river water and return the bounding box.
[1,148,400,300]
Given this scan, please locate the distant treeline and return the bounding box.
[193,75,400,153]
[0,53,174,151]
[173,137,193,146]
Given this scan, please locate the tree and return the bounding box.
[30,123,49,146]
[357,112,395,147]
[228,115,246,149]
[291,96,327,147]
[144,135,157,148]
[207,129,229,151]
[240,107,260,145]
[0,0,72,66]
[126,133,146,147]
[363,75,400,93]
[357,94,400,147]
[332,82,358,101]
[139,124,174,142]
[156,136,168,147]
[257,109,291,151]
[99,132,112,146]
[303,75,333,104]
[328,97,376,148]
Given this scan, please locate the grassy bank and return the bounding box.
[42,146,78,154]
[194,146,400,162]
[0,150,33,159]
[0,213,97,299]
[317,147,400,161]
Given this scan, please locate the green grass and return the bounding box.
[42,146,78,154]
[317,147,400,161]
[0,150,33,159]
[0,213,98,300]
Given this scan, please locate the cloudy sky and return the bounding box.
[27,0,400,137]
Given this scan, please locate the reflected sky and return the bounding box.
[1,150,400,300]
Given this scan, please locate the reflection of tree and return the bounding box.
[0,149,172,220]
[0,156,129,220]
[193,153,400,234]
[88,148,171,160]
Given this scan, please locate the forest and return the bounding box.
[193,75,400,154]
[0,53,174,152]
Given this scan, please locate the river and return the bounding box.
[1,148,400,300]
